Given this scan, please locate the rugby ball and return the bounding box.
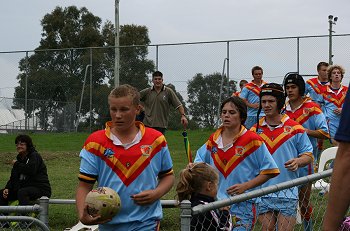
[85,187,121,220]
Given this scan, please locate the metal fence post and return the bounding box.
[39,196,50,227]
[180,200,191,231]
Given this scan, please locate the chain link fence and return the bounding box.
[1,34,350,131]
[0,97,75,133]
[0,203,49,230]
[183,169,350,231]
[0,170,348,230]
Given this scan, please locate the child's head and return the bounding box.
[220,96,247,125]
[176,162,219,202]
[108,84,141,131]
[108,84,140,106]
[327,64,345,83]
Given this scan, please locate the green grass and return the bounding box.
[0,130,213,230]
[0,131,342,231]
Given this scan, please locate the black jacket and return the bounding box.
[190,193,232,231]
[5,149,51,197]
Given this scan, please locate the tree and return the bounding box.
[14,6,155,131]
[102,23,155,90]
[187,72,235,128]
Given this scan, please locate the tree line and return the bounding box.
[13,6,237,131]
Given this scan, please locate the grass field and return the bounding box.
[0,130,342,231]
[0,130,213,230]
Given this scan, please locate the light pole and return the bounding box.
[328,15,338,65]
[114,0,120,87]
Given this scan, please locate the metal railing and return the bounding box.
[0,169,337,231]
[182,169,334,231]
[0,203,49,230]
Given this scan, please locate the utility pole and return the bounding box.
[328,15,338,65]
[115,0,120,87]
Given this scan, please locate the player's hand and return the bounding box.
[186,163,195,169]
[251,103,260,109]
[219,206,231,211]
[285,158,299,171]
[131,189,158,206]
[226,183,247,196]
[3,189,9,199]
[333,108,342,115]
[80,204,112,225]
[304,128,310,135]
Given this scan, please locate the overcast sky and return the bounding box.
[1,0,350,50]
[1,0,350,97]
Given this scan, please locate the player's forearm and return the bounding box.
[76,181,93,219]
[242,98,250,107]
[244,174,271,191]
[323,142,350,230]
[242,99,255,108]
[297,154,313,168]
[155,174,175,199]
[306,129,329,139]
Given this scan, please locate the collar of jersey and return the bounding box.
[104,121,146,141]
[260,114,289,129]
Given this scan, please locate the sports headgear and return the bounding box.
[257,83,286,128]
[259,83,286,111]
[256,83,286,127]
[283,73,305,96]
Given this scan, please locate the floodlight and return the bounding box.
[328,15,333,20]
[334,17,338,22]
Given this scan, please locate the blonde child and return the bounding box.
[176,162,232,231]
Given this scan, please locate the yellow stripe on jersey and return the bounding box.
[78,173,97,183]
[105,135,166,178]
[260,168,280,176]
[317,129,330,138]
[159,169,174,178]
[212,139,263,173]
[300,152,314,161]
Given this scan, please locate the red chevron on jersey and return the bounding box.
[84,125,167,186]
[207,131,263,178]
[285,101,322,125]
[323,86,348,108]
[306,78,328,94]
[245,82,263,96]
[255,119,305,154]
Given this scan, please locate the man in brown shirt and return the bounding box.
[140,71,188,134]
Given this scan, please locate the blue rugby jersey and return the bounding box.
[251,115,313,199]
[78,122,173,230]
[321,85,348,138]
[284,97,329,160]
[240,81,267,117]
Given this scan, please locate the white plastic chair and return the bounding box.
[65,221,99,231]
[312,146,338,191]
[296,147,337,224]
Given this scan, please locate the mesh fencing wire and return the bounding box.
[0,204,49,231]
[186,169,349,231]
[0,97,76,133]
[0,216,40,230]
[1,34,350,131]
[0,171,347,231]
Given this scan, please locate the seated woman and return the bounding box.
[0,134,51,206]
